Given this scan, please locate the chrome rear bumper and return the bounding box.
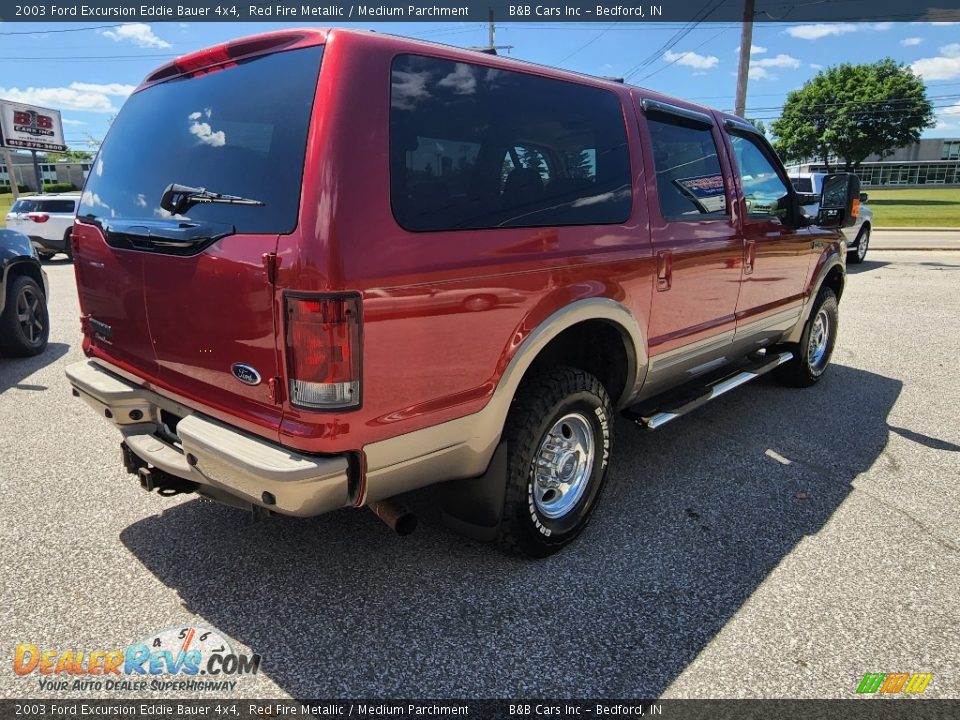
[65,360,353,517]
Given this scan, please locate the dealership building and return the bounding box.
[791,138,960,187]
[1,152,91,191]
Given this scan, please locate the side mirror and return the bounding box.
[859,192,869,204]
[817,173,861,229]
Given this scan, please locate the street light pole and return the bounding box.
[734,0,755,118]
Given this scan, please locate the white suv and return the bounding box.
[792,173,873,263]
[4,194,79,261]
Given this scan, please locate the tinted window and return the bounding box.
[730,133,791,219]
[647,116,728,220]
[37,200,77,214]
[80,46,323,234]
[390,55,632,232]
[791,178,813,193]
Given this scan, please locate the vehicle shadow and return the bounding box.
[0,342,69,394]
[120,363,901,697]
[846,259,889,274]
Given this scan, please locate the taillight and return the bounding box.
[27,212,49,223]
[285,294,361,410]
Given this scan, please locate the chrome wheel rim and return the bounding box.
[16,286,44,345]
[807,309,830,372]
[857,230,869,260]
[533,413,595,519]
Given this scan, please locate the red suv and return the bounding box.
[66,28,859,557]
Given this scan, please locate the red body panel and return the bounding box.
[73,28,841,465]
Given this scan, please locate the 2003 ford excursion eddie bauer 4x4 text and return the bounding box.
[66,28,861,557]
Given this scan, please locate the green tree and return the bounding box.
[747,119,767,138]
[771,59,934,171]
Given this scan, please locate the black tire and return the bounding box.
[0,275,50,357]
[848,225,870,264]
[495,366,614,557]
[63,229,74,261]
[775,287,838,388]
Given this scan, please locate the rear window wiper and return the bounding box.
[160,183,265,215]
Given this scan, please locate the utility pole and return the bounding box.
[734,0,755,118]
[473,9,513,55]
[2,147,19,201]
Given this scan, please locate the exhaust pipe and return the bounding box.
[369,499,418,536]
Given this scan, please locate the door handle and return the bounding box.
[744,239,757,275]
[656,250,672,292]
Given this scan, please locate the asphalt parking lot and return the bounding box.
[1,249,958,700]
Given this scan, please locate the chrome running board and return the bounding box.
[626,351,794,430]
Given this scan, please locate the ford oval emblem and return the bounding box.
[231,363,261,386]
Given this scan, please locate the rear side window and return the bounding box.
[37,200,77,214]
[647,116,728,220]
[80,46,323,234]
[390,54,632,232]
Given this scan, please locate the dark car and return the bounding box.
[0,228,50,356]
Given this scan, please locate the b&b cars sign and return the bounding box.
[0,100,66,152]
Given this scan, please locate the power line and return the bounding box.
[623,0,728,80]
[636,27,730,82]
[556,24,616,66]
[0,24,125,36]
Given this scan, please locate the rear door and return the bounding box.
[75,44,324,434]
[636,99,743,393]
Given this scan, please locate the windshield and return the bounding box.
[80,45,323,235]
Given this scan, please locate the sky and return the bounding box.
[2,19,960,154]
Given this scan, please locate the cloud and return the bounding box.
[61,118,86,126]
[749,67,773,81]
[663,50,719,70]
[101,23,170,49]
[901,37,924,46]
[188,109,226,147]
[753,54,802,69]
[734,44,767,55]
[809,63,824,70]
[911,43,960,80]
[0,84,122,113]
[786,22,891,40]
[786,24,859,40]
[69,82,135,96]
[941,100,960,116]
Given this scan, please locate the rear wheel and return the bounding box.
[495,366,614,557]
[63,229,74,261]
[848,225,869,264]
[0,275,50,357]
[775,287,838,388]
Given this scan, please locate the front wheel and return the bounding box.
[848,225,869,264]
[776,287,838,388]
[0,275,50,357]
[495,366,614,557]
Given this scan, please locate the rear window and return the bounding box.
[80,45,323,234]
[791,178,813,193]
[390,54,632,232]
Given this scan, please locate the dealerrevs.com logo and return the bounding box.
[13,626,261,693]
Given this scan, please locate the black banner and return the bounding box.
[3,700,960,720]
[1,0,959,23]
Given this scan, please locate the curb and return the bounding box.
[870,247,960,251]
[873,227,960,233]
